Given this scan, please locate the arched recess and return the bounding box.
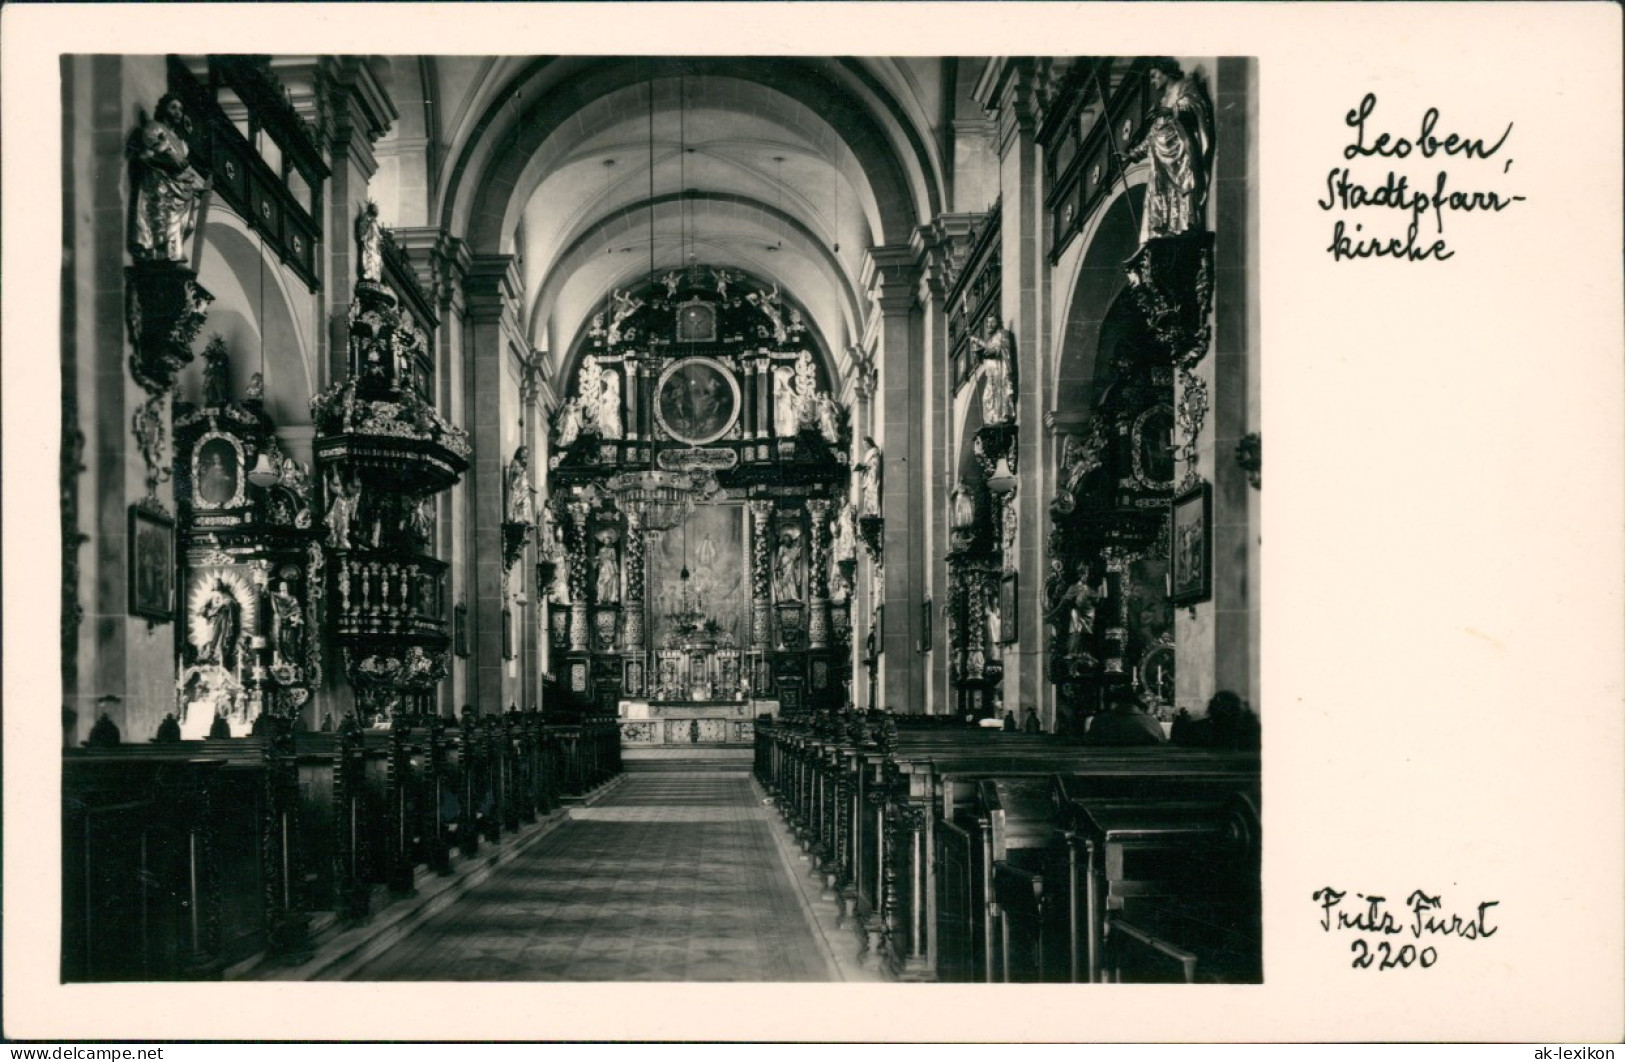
[1051,183,1145,407]
[440,57,936,261]
[532,192,863,365]
[187,212,314,433]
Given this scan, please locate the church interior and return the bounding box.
[59,53,1260,985]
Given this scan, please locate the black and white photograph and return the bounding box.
[6,1,1623,1046]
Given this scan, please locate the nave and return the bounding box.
[346,759,841,983]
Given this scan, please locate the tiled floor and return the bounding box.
[349,768,835,982]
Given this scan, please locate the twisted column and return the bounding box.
[566,501,591,652]
[749,500,773,651]
[621,505,646,651]
[807,498,831,650]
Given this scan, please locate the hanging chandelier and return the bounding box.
[603,468,718,533]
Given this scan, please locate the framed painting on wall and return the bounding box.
[1170,479,1212,607]
[128,503,174,622]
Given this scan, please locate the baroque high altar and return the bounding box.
[541,266,856,746]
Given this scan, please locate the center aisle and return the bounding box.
[348,766,837,982]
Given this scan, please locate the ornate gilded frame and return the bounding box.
[191,430,248,509]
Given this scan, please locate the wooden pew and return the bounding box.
[1059,782,1261,984]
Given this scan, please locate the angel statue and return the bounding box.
[607,289,643,346]
[130,94,211,263]
[969,314,1017,426]
[1120,58,1215,243]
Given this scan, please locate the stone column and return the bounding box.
[866,249,927,714]
[464,255,522,713]
[806,498,832,650]
[848,354,878,708]
[914,224,960,716]
[985,59,1049,720]
[749,500,774,651]
[1178,57,1259,712]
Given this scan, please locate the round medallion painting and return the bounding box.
[654,357,740,445]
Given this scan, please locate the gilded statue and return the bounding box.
[1121,59,1215,242]
[773,366,799,437]
[832,500,858,565]
[356,201,384,283]
[860,437,883,517]
[595,543,620,604]
[130,94,211,264]
[607,290,642,346]
[597,369,624,439]
[969,315,1017,425]
[267,580,304,663]
[773,529,805,603]
[554,397,584,449]
[505,446,535,525]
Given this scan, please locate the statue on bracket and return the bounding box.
[1121,58,1216,243]
[970,314,1018,426]
[201,335,233,407]
[505,445,535,526]
[129,94,211,264]
[860,437,883,517]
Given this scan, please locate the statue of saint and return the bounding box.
[970,315,1017,425]
[130,94,210,264]
[1047,569,1103,661]
[816,392,841,444]
[596,369,623,439]
[577,355,603,434]
[860,437,883,517]
[773,531,805,603]
[325,470,356,549]
[267,581,304,664]
[793,351,820,430]
[505,446,534,525]
[773,366,799,437]
[356,201,384,283]
[199,579,241,671]
[1121,59,1215,242]
[832,501,858,564]
[554,397,583,449]
[595,546,620,604]
[202,337,232,407]
[408,497,435,553]
[951,479,978,532]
